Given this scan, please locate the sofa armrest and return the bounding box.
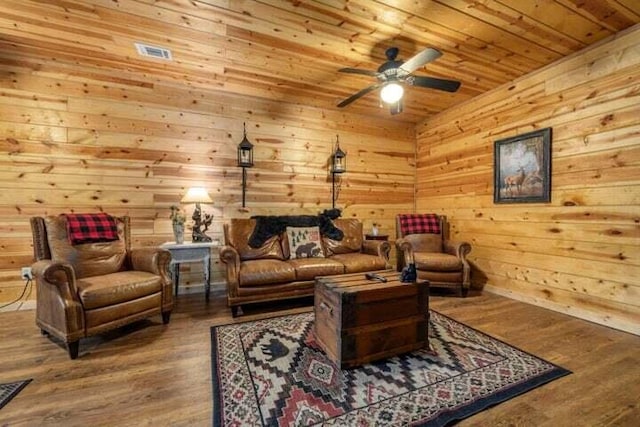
[443,240,471,259]
[129,247,171,276]
[394,238,414,272]
[444,239,472,287]
[128,247,173,308]
[32,259,85,339]
[362,240,391,264]
[32,259,79,301]
[220,245,241,299]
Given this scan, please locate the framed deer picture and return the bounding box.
[494,128,551,204]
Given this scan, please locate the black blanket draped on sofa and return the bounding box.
[248,210,343,248]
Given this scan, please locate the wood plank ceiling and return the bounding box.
[1,0,639,124]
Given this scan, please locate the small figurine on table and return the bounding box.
[191,206,213,242]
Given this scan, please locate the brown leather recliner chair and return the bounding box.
[30,215,173,359]
[395,214,472,296]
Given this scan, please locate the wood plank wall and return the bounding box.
[0,55,415,306]
[415,26,640,335]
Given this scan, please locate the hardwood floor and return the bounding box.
[1,290,638,426]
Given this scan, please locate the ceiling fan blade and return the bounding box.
[338,68,378,77]
[399,47,442,74]
[337,84,381,107]
[409,76,461,92]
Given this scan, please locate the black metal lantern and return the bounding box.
[237,122,254,210]
[331,135,346,209]
[331,141,346,174]
[237,122,254,168]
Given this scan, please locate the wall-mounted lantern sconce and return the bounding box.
[237,122,254,210]
[330,135,346,210]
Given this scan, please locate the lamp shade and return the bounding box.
[380,82,404,104]
[181,187,213,204]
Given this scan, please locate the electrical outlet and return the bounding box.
[21,267,33,280]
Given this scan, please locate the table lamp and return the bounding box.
[181,187,213,242]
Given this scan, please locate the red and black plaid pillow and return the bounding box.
[398,214,441,235]
[65,213,119,245]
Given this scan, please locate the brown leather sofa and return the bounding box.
[220,218,391,316]
[30,215,173,359]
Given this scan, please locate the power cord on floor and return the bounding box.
[0,278,33,310]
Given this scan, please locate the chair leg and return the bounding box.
[162,311,171,324]
[231,305,242,318]
[461,286,469,297]
[68,341,79,359]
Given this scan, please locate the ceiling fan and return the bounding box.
[337,47,461,114]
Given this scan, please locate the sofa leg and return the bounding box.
[461,287,469,297]
[68,341,80,359]
[40,329,49,336]
[162,311,171,324]
[231,305,242,318]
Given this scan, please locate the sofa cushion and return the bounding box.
[414,252,462,272]
[403,233,442,253]
[45,216,127,279]
[84,293,162,330]
[286,258,345,281]
[323,219,363,256]
[416,270,463,284]
[286,226,325,259]
[239,259,296,287]
[329,253,387,273]
[226,219,285,261]
[77,271,162,309]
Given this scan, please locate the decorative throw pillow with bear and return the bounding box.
[286,226,325,259]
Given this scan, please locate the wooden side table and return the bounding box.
[160,241,218,301]
[365,234,389,241]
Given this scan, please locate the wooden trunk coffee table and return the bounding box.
[314,270,429,369]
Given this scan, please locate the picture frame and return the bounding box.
[494,128,552,204]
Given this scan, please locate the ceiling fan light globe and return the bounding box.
[380,83,404,104]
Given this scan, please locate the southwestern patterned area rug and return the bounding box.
[211,311,570,426]
[0,379,31,410]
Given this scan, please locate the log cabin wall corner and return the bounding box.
[415,25,640,335]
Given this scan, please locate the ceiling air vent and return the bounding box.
[134,42,172,60]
